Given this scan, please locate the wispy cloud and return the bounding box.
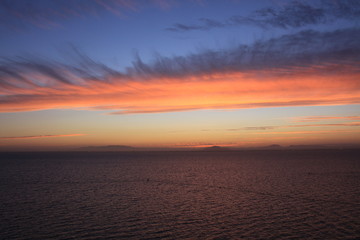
[289,122,360,127]
[0,28,360,114]
[0,134,86,140]
[166,18,227,31]
[242,126,277,130]
[167,0,360,32]
[227,121,360,132]
[252,130,359,135]
[227,126,277,131]
[131,28,360,76]
[291,116,360,122]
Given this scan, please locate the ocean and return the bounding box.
[1,150,359,239]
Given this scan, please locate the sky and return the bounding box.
[0,0,360,150]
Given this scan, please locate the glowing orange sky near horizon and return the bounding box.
[1,114,359,150]
[1,63,360,150]
[1,63,360,114]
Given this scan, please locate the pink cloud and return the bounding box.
[0,134,86,140]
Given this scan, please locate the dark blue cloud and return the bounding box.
[1,28,360,90]
[131,28,360,77]
[167,0,360,31]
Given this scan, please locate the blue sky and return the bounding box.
[0,1,269,67]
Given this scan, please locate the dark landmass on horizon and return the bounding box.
[202,146,231,151]
[1,144,360,152]
[77,144,360,152]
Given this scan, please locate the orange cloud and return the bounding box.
[0,134,86,140]
[1,63,360,114]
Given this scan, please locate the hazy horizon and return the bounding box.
[2,143,360,152]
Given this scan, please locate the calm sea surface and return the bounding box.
[1,150,359,239]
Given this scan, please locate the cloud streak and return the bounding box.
[0,134,86,140]
[0,28,360,114]
[229,126,277,131]
[252,130,360,135]
[291,116,360,122]
[132,28,360,76]
[227,121,360,132]
[167,0,360,32]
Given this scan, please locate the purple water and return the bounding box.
[1,150,359,239]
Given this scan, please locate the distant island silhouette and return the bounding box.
[202,146,231,151]
[69,144,360,152]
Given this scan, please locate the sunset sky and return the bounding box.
[0,0,359,150]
